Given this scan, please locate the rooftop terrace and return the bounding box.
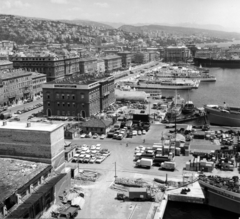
[48,73,113,85]
[0,158,50,204]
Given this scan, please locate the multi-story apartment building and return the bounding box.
[117,51,132,68]
[164,46,191,62]
[103,55,122,73]
[11,54,80,82]
[97,59,105,74]
[1,70,32,106]
[31,72,47,98]
[42,75,115,118]
[0,69,46,106]
[79,57,98,74]
[0,60,13,71]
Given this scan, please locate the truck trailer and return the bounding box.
[136,158,152,169]
[117,188,154,201]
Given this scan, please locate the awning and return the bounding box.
[6,174,66,218]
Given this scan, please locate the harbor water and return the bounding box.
[162,67,240,218]
[161,67,240,126]
[163,201,239,219]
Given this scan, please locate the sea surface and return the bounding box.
[162,67,240,218]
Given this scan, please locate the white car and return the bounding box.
[142,130,146,135]
[100,134,105,139]
[96,156,104,163]
[138,130,142,135]
[81,134,86,138]
[90,145,96,150]
[90,150,97,154]
[89,157,96,163]
[96,146,101,151]
[96,144,101,147]
[133,131,137,136]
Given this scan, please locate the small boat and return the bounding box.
[182,101,195,114]
[204,104,240,127]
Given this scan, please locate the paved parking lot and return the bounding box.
[66,124,191,219]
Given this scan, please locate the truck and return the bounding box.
[136,158,152,169]
[160,161,176,171]
[116,188,154,201]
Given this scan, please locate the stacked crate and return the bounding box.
[185,156,214,172]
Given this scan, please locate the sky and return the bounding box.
[0,0,239,32]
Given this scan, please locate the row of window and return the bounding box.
[57,110,85,116]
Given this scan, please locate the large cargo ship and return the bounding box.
[204,105,240,127]
[199,175,240,215]
[194,57,240,68]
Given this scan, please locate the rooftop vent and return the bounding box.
[26,122,31,128]
[2,121,7,126]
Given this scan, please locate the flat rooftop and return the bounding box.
[0,69,32,80]
[0,60,12,65]
[48,74,112,85]
[0,121,63,132]
[0,158,50,204]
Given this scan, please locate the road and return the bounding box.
[5,98,43,122]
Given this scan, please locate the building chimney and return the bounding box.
[2,121,7,126]
[26,122,31,128]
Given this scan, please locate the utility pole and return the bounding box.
[114,162,117,179]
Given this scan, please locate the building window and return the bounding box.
[62,111,65,116]
[68,103,70,107]
[47,94,50,99]
[81,94,84,99]
[82,103,85,107]
[57,110,60,115]
[62,102,65,107]
[62,94,65,99]
[73,103,75,107]
[48,102,50,107]
[67,111,70,116]
[56,93,60,99]
[67,94,70,99]
[57,102,60,107]
[72,94,75,100]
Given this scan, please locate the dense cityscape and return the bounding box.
[1,1,240,219]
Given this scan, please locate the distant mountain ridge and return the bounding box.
[118,24,240,40]
[60,19,113,29]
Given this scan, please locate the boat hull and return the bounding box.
[205,106,240,127]
[156,75,216,82]
[194,57,240,68]
[134,84,194,90]
[199,180,240,215]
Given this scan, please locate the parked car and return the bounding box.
[100,134,105,140]
[83,154,91,163]
[93,133,98,139]
[80,134,86,138]
[89,157,96,163]
[78,154,85,163]
[96,156,104,163]
[142,130,146,135]
[138,130,142,135]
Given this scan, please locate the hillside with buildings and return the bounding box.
[0,14,126,45]
[119,24,240,42]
